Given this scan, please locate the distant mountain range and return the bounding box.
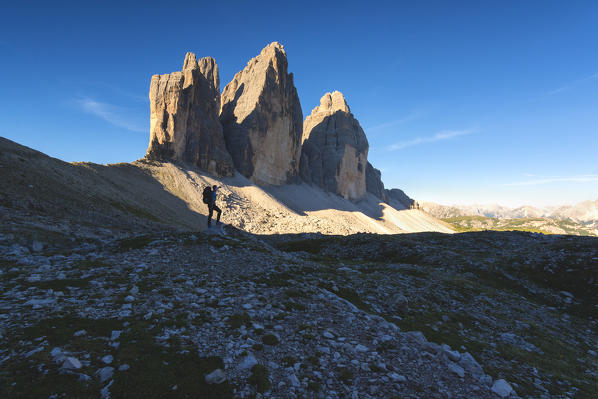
[421,200,598,236]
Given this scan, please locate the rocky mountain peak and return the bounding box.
[262,41,285,54]
[145,52,234,176]
[183,52,198,70]
[300,92,369,200]
[198,56,219,96]
[220,42,303,186]
[315,91,351,115]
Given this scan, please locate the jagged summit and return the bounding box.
[310,91,351,117]
[146,52,234,176]
[220,42,303,186]
[145,43,415,206]
[182,51,198,70]
[300,92,368,200]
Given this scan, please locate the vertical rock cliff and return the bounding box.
[220,42,303,186]
[300,91,369,200]
[365,162,388,202]
[146,52,234,176]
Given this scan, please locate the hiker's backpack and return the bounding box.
[202,186,212,204]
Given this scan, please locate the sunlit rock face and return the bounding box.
[220,42,303,186]
[146,52,234,176]
[300,91,369,200]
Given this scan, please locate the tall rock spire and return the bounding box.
[220,42,303,186]
[300,91,369,200]
[146,52,234,176]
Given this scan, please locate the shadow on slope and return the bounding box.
[264,183,385,219]
[0,137,452,237]
[0,137,206,237]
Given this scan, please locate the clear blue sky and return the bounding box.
[1,1,597,207]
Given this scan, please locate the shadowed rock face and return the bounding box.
[366,162,388,202]
[300,91,369,200]
[146,52,234,176]
[386,188,419,209]
[220,42,303,186]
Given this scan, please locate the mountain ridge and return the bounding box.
[0,136,452,239]
[146,42,419,211]
[421,201,598,236]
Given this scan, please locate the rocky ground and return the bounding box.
[1,224,597,398]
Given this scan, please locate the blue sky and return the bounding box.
[1,1,597,207]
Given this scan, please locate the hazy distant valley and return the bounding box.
[421,201,598,236]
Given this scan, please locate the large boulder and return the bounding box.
[300,91,369,200]
[220,42,303,186]
[146,52,234,176]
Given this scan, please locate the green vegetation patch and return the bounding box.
[262,334,279,345]
[24,277,92,291]
[227,312,251,329]
[110,323,233,398]
[117,235,155,251]
[248,364,270,393]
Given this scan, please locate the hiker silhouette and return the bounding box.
[206,185,222,228]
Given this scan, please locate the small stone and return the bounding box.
[98,366,115,383]
[73,329,87,337]
[323,331,334,339]
[289,373,300,387]
[238,354,258,370]
[355,344,368,352]
[32,241,44,252]
[448,363,465,378]
[242,303,253,310]
[268,361,280,369]
[389,372,407,382]
[26,274,41,283]
[110,331,122,341]
[102,355,113,364]
[124,295,135,303]
[205,369,226,384]
[118,364,130,371]
[441,344,461,362]
[62,356,82,370]
[491,379,514,398]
